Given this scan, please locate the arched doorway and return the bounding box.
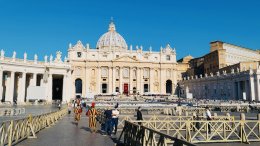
[75,79,82,97]
[166,80,172,94]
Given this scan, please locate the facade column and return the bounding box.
[96,67,101,94]
[149,68,153,93]
[0,69,3,100]
[136,68,141,94]
[129,67,132,94]
[108,67,113,94]
[249,76,256,101]
[112,67,116,92]
[6,71,15,103]
[119,67,123,94]
[17,72,26,104]
[47,74,53,102]
[85,67,89,95]
[140,68,143,94]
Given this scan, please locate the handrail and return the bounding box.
[0,108,67,146]
[127,119,260,144]
[119,120,196,146]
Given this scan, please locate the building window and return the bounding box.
[77,52,82,58]
[133,87,137,94]
[103,55,107,58]
[155,57,158,60]
[116,55,119,58]
[115,87,119,92]
[101,68,108,77]
[166,55,170,61]
[133,56,136,59]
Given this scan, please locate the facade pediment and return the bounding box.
[112,55,139,62]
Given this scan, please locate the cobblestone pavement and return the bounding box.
[15,114,116,146]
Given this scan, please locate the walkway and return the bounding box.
[15,114,117,146]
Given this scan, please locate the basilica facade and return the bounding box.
[0,22,180,104]
[68,22,179,97]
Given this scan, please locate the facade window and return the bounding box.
[133,87,137,94]
[116,55,119,58]
[155,57,158,60]
[133,70,137,78]
[115,87,119,92]
[143,68,149,78]
[123,68,129,78]
[166,55,170,61]
[103,55,107,58]
[101,67,108,77]
[77,52,82,58]
[133,56,136,59]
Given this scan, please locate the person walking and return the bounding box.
[87,102,98,133]
[103,107,113,136]
[205,107,212,134]
[112,106,119,135]
[74,104,82,126]
[137,106,143,125]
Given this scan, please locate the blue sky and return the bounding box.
[0,0,259,60]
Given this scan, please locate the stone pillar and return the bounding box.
[237,81,241,100]
[85,67,89,95]
[62,75,67,102]
[119,67,123,94]
[136,68,141,94]
[249,76,256,101]
[17,72,26,104]
[6,71,15,103]
[47,74,53,102]
[140,68,143,94]
[149,68,153,93]
[129,67,133,94]
[112,67,116,92]
[30,73,37,86]
[0,69,3,100]
[96,67,101,94]
[108,67,113,94]
[256,75,260,101]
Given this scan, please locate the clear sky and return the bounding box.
[0,0,259,60]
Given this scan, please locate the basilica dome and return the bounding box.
[96,22,127,51]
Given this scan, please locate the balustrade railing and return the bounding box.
[0,108,67,146]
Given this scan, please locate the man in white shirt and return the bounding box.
[112,106,119,135]
[205,107,212,134]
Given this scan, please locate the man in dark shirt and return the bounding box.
[137,107,143,125]
[103,108,113,136]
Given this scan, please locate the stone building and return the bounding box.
[68,22,179,97]
[179,68,260,101]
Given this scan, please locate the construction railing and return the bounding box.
[119,120,196,146]
[128,114,260,144]
[0,108,67,146]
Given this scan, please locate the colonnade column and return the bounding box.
[0,69,3,100]
[17,72,26,103]
[237,81,241,100]
[6,71,14,103]
[249,76,255,101]
[62,74,67,102]
[31,73,37,86]
[119,67,123,93]
[47,74,53,102]
[256,75,260,101]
